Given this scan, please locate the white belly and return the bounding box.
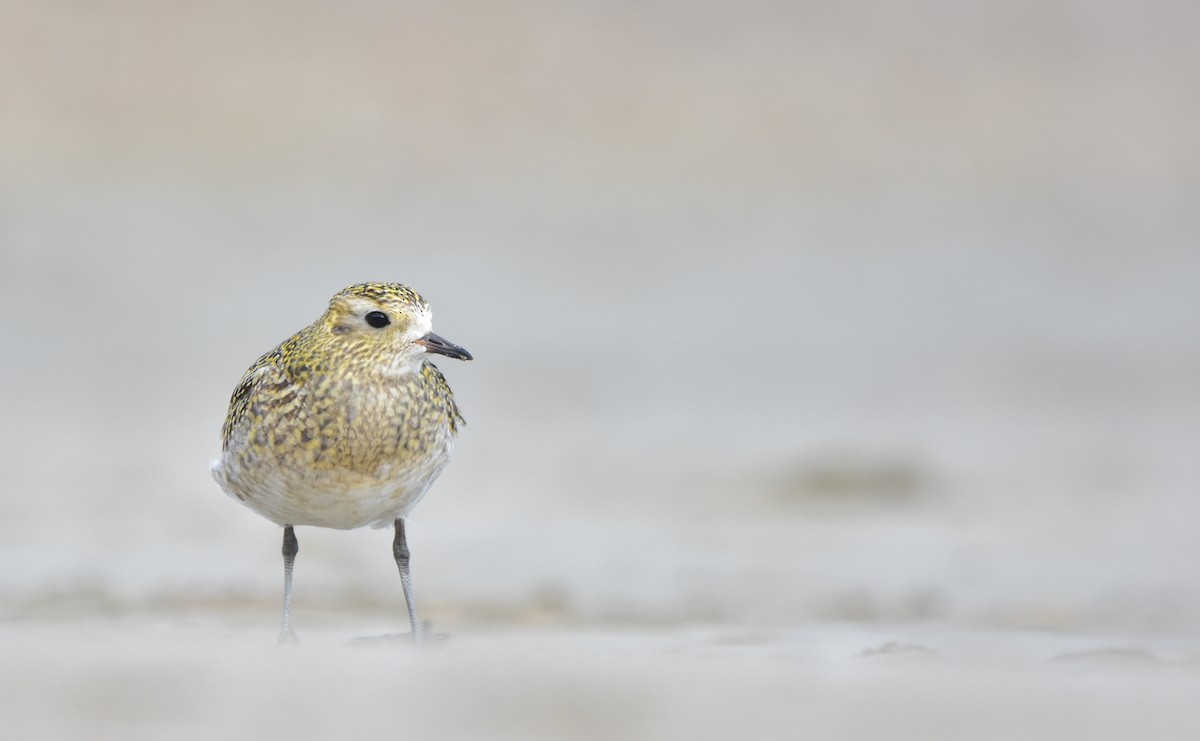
[211,441,453,530]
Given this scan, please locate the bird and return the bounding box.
[211,282,472,645]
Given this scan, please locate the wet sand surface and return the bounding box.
[3,617,1199,740]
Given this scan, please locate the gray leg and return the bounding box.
[393,518,423,644]
[279,525,299,645]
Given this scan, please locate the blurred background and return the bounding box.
[2,0,1199,640]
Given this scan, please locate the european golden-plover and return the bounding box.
[211,282,471,644]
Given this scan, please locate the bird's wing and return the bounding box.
[220,349,299,452]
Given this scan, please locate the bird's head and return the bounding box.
[316,282,472,375]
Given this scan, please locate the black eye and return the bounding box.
[364,311,391,328]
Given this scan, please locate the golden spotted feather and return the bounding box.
[212,283,467,530]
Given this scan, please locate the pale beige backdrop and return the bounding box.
[2,1,1199,738]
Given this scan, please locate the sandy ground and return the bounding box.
[3,615,1199,741]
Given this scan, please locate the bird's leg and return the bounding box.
[278,525,300,645]
[393,517,424,644]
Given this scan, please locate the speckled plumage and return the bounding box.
[211,282,471,643]
[213,283,467,529]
